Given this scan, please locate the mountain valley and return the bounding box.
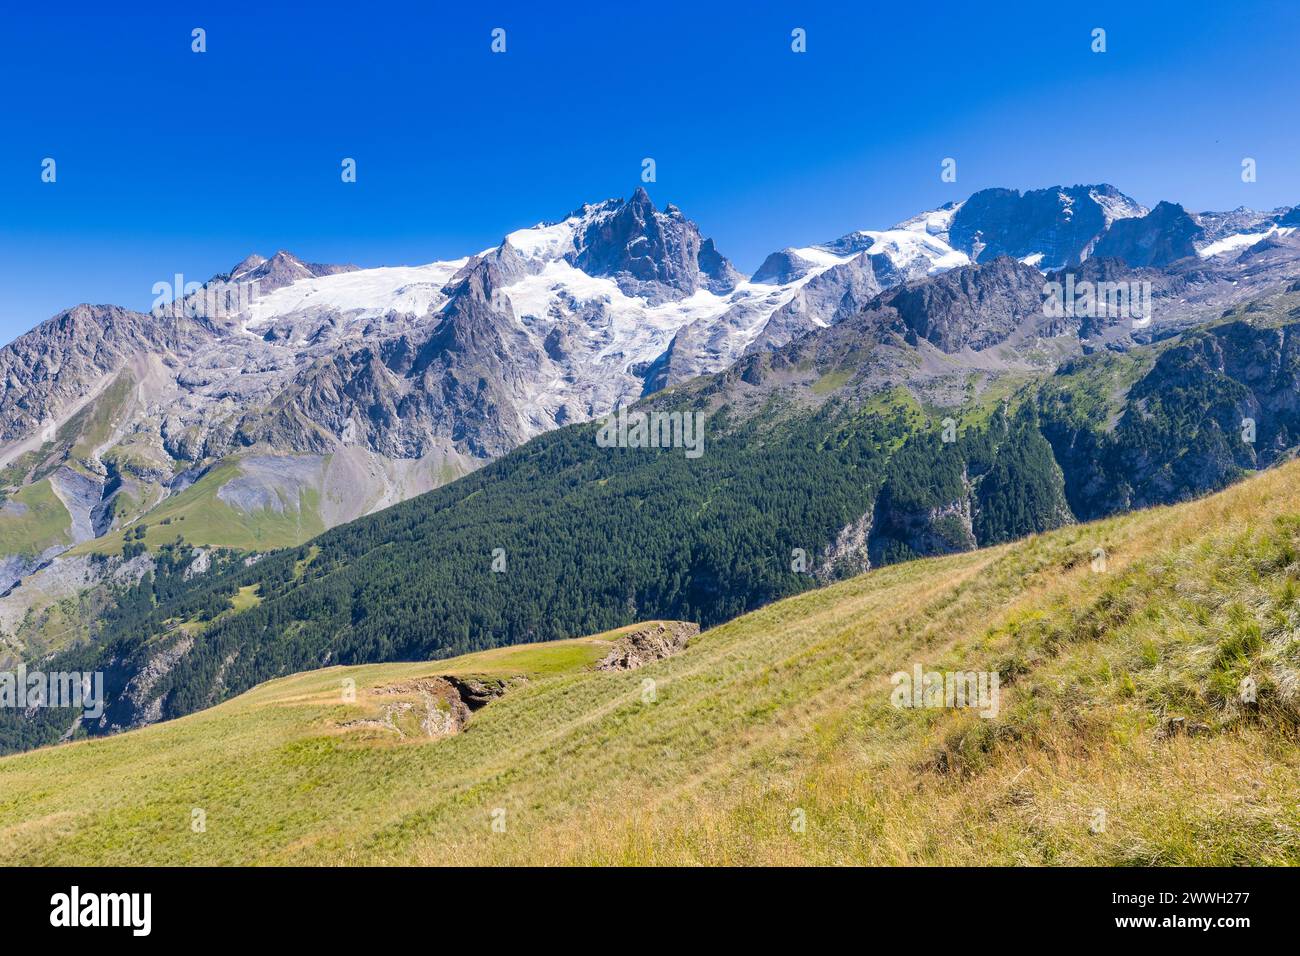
[4,183,1300,753]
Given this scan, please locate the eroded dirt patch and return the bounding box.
[596,621,700,671]
[340,675,509,740]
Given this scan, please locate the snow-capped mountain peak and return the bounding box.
[500,188,739,301]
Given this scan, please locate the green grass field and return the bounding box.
[64,371,135,472]
[2,462,1298,865]
[0,479,72,557]
[75,458,326,556]
[810,369,853,395]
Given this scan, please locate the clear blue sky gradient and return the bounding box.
[2,0,1299,344]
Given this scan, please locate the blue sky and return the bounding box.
[2,0,1299,344]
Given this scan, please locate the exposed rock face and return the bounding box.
[1237,231,1300,263]
[98,635,195,731]
[215,456,322,513]
[596,621,700,671]
[640,289,815,393]
[0,304,203,447]
[949,184,1147,268]
[217,250,358,296]
[341,674,510,739]
[746,252,894,355]
[751,249,819,285]
[855,256,1050,353]
[0,545,67,597]
[438,675,509,710]
[183,548,211,579]
[1195,206,1289,242]
[816,512,873,582]
[571,188,740,300]
[0,552,154,662]
[48,466,107,542]
[1046,257,1173,343]
[1092,201,1204,267]
[869,475,978,566]
[397,257,549,457]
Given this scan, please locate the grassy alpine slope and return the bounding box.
[2,458,1298,865]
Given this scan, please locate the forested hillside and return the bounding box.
[3,308,1294,754]
[4,453,1298,864]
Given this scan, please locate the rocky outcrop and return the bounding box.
[442,675,511,709]
[869,477,977,567]
[0,545,66,597]
[97,634,195,731]
[751,249,818,285]
[183,548,211,579]
[0,304,203,447]
[596,621,700,671]
[341,674,510,739]
[1092,201,1204,267]
[856,256,1050,353]
[816,512,872,583]
[572,188,740,300]
[1195,206,1290,242]
[746,252,893,355]
[216,250,357,296]
[47,467,106,542]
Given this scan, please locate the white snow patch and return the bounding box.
[505,220,579,259]
[503,260,807,374]
[787,246,856,269]
[1197,225,1296,259]
[503,199,625,263]
[893,202,964,239]
[849,229,970,273]
[242,259,470,327]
